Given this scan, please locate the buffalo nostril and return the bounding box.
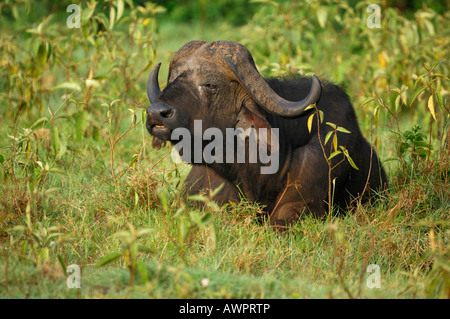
[147,103,174,119]
[160,108,174,118]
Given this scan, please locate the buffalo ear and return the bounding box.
[236,106,270,132]
[235,105,278,155]
[236,98,270,130]
[152,137,166,150]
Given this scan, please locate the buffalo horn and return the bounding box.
[226,59,322,117]
[147,62,162,103]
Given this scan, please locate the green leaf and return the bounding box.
[336,126,351,134]
[333,134,338,152]
[96,12,109,29]
[82,3,97,23]
[430,73,450,80]
[328,150,342,161]
[307,113,314,133]
[96,252,122,267]
[30,117,49,129]
[373,105,380,128]
[414,75,424,89]
[58,255,67,276]
[304,103,316,111]
[359,97,375,107]
[109,6,116,30]
[324,131,333,146]
[141,108,147,124]
[346,152,359,170]
[129,153,139,168]
[116,0,125,21]
[409,87,426,107]
[37,43,48,68]
[318,110,324,123]
[317,7,328,28]
[395,95,401,112]
[52,82,81,92]
[340,146,359,170]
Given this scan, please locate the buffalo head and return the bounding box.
[146,40,321,152]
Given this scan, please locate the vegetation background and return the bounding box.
[0,0,449,298]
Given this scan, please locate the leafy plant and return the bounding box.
[96,223,154,286]
[306,104,359,212]
[398,125,431,163]
[8,206,67,266]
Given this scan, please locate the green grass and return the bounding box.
[2,179,446,298]
[0,0,449,299]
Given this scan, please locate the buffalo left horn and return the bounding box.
[147,62,162,103]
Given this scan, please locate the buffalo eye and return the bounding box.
[203,83,217,92]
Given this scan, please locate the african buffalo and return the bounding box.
[146,40,387,230]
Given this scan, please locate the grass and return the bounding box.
[0,0,449,299]
[1,140,448,298]
[2,195,446,298]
